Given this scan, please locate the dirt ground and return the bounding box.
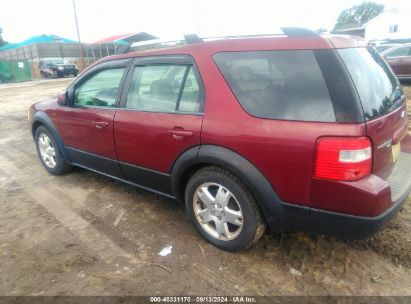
[0,79,410,296]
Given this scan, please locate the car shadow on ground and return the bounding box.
[70,166,411,271]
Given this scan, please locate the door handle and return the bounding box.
[93,121,109,129]
[168,129,194,139]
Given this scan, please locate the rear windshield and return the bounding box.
[338,48,402,121]
[213,50,336,122]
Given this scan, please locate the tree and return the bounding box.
[0,27,7,47]
[334,1,385,30]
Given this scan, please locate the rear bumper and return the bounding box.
[278,152,411,239]
[309,187,409,239]
[310,151,411,239]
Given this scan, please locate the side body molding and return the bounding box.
[31,111,70,163]
[171,145,304,232]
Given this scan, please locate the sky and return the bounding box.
[1,0,411,43]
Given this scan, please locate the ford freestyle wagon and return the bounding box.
[29,28,411,251]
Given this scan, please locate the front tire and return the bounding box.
[185,166,266,251]
[35,126,72,175]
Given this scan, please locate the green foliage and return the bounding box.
[0,27,8,47]
[334,1,385,30]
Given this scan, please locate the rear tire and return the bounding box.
[185,166,266,251]
[35,126,72,175]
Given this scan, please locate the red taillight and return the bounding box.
[314,137,372,181]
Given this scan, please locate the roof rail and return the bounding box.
[184,34,203,44]
[281,27,318,37]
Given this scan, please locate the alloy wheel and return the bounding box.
[38,133,57,168]
[193,182,243,241]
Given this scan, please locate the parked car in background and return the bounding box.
[382,43,411,80]
[39,58,79,78]
[374,44,399,53]
[29,29,411,251]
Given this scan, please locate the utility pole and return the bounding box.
[72,0,85,70]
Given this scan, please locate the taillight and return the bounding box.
[314,137,372,181]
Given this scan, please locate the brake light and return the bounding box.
[314,137,372,181]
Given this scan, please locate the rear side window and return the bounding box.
[213,50,336,122]
[338,48,401,121]
[126,64,202,113]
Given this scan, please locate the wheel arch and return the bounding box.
[32,111,70,163]
[171,144,288,232]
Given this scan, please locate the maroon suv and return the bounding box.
[29,28,411,251]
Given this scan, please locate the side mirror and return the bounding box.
[57,88,74,106]
[57,91,67,106]
[67,87,75,105]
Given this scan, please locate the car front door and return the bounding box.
[114,56,204,195]
[59,59,131,177]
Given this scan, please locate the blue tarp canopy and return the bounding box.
[0,35,77,52]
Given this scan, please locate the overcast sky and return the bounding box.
[1,0,410,43]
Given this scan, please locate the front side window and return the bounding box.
[126,64,202,113]
[74,68,125,107]
[213,50,335,122]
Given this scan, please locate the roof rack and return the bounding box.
[184,28,317,43]
[184,34,203,44]
[129,28,319,52]
[280,27,318,37]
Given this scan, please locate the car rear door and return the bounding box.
[59,59,131,177]
[113,55,204,195]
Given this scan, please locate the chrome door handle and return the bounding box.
[168,129,194,139]
[94,121,109,128]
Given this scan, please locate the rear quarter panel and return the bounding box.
[366,102,408,180]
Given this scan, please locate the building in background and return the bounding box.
[332,9,411,42]
[0,34,84,79]
[0,32,156,82]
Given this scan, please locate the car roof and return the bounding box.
[92,34,366,67]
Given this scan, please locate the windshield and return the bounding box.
[51,59,70,65]
[338,47,402,121]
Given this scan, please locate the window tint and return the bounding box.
[74,68,125,107]
[126,64,201,113]
[385,46,411,58]
[179,68,201,112]
[213,50,335,122]
[338,48,401,121]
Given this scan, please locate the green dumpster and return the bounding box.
[0,61,12,83]
[0,60,32,83]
